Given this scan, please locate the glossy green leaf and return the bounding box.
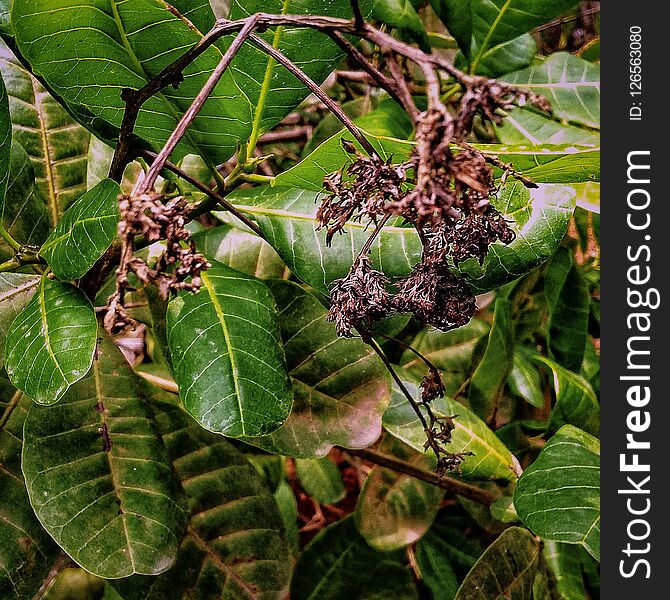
[5,276,97,404]
[0,388,60,599]
[0,0,10,39]
[534,356,599,437]
[191,224,288,280]
[430,0,578,67]
[40,568,104,600]
[86,136,142,193]
[543,541,588,600]
[290,516,417,600]
[497,108,600,146]
[355,436,444,551]
[278,130,597,191]
[470,33,536,78]
[228,0,362,147]
[545,247,590,372]
[480,144,599,184]
[243,280,390,457]
[111,390,292,599]
[457,182,576,294]
[468,298,514,417]
[514,425,600,561]
[0,40,90,222]
[22,335,189,578]
[167,261,292,438]
[295,457,346,505]
[501,53,600,129]
[230,182,575,295]
[12,0,253,165]
[0,67,9,203]
[383,373,521,481]
[454,527,541,600]
[508,347,544,408]
[40,179,121,280]
[400,318,489,398]
[1,142,50,259]
[0,272,39,367]
[169,0,215,33]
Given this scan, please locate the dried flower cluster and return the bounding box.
[104,192,210,334]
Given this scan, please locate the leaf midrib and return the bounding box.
[201,271,245,435]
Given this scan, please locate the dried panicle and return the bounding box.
[421,367,445,403]
[450,206,515,266]
[318,141,409,244]
[327,255,390,337]
[392,261,476,332]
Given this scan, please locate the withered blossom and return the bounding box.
[449,206,516,265]
[392,261,476,331]
[318,141,409,244]
[421,367,446,403]
[327,255,390,337]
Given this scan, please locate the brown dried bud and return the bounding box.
[421,367,445,403]
[327,255,390,337]
[450,206,515,265]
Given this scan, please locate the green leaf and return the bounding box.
[274,479,300,556]
[355,436,443,551]
[40,569,104,600]
[1,142,50,258]
[534,356,599,437]
[490,496,519,523]
[383,373,521,481]
[508,347,544,408]
[469,33,536,78]
[501,53,600,129]
[430,0,578,69]
[242,280,391,457]
[12,0,253,165]
[497,108,600,146]
[0,272,39,368]
[514,425,600,561]
[415,530,460,600]
[167,261,292,438]
[230,182,575,295]
[21,335,189,579]
[457,182,576,294]
[0,40,90,222]
[468,298,514,417]
[0,67,10,203]
[543,541,588,600]
[544,247,590,372]
[295,457,346,505]
[169,0,215,33]
[191,223,288,280]
[228,0,362,148]
[480,144,599,184]
[5,276,97,404]
[111,390,292,599]
[40,179,121,280]
[454,527,541,600]
[0,388,60,599]
[290,516,418,600]
[369,0,430,50]
[400,318,489,398]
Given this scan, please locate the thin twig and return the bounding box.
[247,32,378,156]
[342,446,496,506]
[137,15,261,193]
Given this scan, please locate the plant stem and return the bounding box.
[0,225,20,252]
[342,446,496,506]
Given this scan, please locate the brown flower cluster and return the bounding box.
[104,192,210,334]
